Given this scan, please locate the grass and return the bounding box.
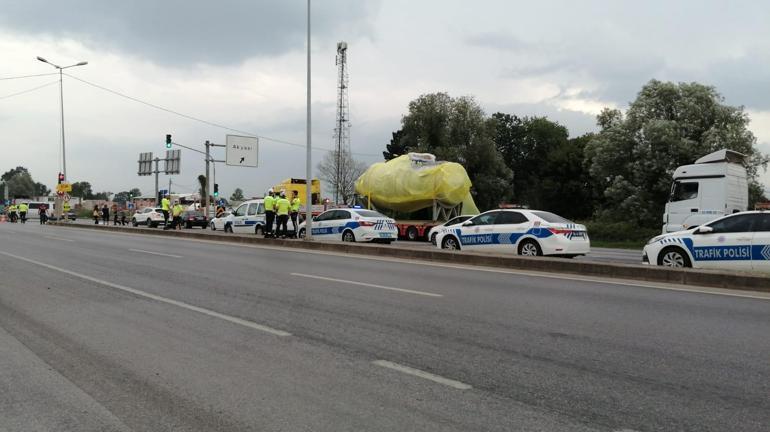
[589,240,646,250]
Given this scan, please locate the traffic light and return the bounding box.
[213,183,219,197]
[165,134,172,149]
[57,172,64,184]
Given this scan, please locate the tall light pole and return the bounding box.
[305,0,313,240]
[37,56,88,183]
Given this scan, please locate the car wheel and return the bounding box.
[186,222,192,229]
[225,223,233,233]
[255,225,263,236]
[131,218,138,227]
[210,222,216,231]
[298,228,306,239]
[658,247,691,268]
[430,232,437,245]
[149,221,157,228]
[442,236,460,250]
[406,226,419,241]
[518,239,542,256]
[342,230,356,242]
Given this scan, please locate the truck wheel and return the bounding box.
[518,239,542,256]
[342,230,356,242]
[442,236,460,250]
[430,232,437,245]
[406,226,419,241]
[658,247,691,268]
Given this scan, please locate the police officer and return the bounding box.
[161,194,171,226]
[275,191,291,238]
[264,189,276,238]
[290,191,301,238]
[18,202,28,224]
[8,203,17,223]
[172,201,184,230]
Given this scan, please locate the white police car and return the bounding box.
[213,199,296,235]
[643,211,770,272]
[428,215,474,245]
[434,209,590,257]
[297,208,398,243]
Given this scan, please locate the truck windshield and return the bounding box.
[670,181,699,202]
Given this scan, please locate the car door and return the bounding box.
[458,211,501,251]
[492,211,531,252]
[691,213,755,271]
[331,210,352,238]
[230,204,249,233]
[311,210,332,236]
[751,213,770,272]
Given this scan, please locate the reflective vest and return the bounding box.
[161,198,170,211]
[264,196,275,212]
[8,205,16,212]
[290,197,301,212]
[18,204,28,212]
[172,204,184,217]
[276,198,290,216]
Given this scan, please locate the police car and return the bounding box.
[427,215,474,245]
[297,208,398,243]
[643,211,770,272]
[434,209,590,257]
[213,199,297,235]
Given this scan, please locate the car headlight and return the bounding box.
[647,235,666,245]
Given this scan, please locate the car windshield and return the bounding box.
[354,210,385,218]
[532,211,573,224]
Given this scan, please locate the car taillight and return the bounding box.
[547,228,573,235]
[359,221,374,227]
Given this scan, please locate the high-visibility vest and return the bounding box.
[161,198,170,211]
[290,197,301,212]
[172,205,184,217]
[276,198,290,215]
[8,205,16,212]
[18,204,28,212]
[264,196,275,212]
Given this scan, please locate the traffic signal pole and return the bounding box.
[164,137,224,220]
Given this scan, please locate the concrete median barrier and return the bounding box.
[52,222,770,293]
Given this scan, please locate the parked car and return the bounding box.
[132,207,166,228]
[427,215,474,245]
[297,208,398,243]
[182,210,208,229]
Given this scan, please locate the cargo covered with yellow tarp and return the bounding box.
[355,153,480,214]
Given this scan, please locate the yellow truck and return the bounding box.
[273,178,322,207]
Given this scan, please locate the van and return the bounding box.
[662,149,748,233]
[225,199,297,235]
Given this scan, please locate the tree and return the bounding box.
[70,181,94,199]
[92,192,111,201]
[129,188,142,197]
[5,172,36,198]
[397,93,512,210]
[1,166,29,182]
[382,129,408,160]
[197,175,207,199]
[586,80,769,227]
[317,149,367,204]
[230,188,245,202]
[34,182,50,197]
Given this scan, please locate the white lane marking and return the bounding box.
[128,248,182,258]
[0,251,291,337]
[373,360,471,390]
[291,273,443,298]
[50,226,770,300]
[43,235,75,242]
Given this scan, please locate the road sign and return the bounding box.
[63,193,71,201]
[138,152,154,176]
[226,135,258,167]
[56,183,72,193]
[164,149,181,174]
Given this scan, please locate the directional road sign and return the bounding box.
[226,135,258,167]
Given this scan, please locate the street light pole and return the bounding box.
[305,0,313,241]
[37,56,87,221]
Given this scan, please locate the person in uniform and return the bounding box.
[161,194,171,226]
[264,189,276,238]
[18,202,28,224]
[290,191,301,238]
[275,191,290,239]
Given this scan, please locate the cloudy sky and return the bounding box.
[1,0,769,199]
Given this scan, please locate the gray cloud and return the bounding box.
[0,0,381,65]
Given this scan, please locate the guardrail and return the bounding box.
[51,222,770,293]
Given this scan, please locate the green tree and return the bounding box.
[398,93,512,210]
[197,175,207,199]
[586,80,769,227]
[1,166,29,182]
[382,129,408,160]
[34,182,50,196]
[70,181,94,199]
[129,188,142,197]
[6,172,36,198]
[230,188,245,201]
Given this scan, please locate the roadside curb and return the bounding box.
[51,222,770,293]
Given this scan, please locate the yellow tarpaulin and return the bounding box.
[355,153,480,214]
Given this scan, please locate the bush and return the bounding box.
[580,220,660,243]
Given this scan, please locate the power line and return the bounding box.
[0,72,59,81]
[0,80,59,101]
[63,73,381,157]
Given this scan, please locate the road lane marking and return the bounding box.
[0,251,291,337]
[129,248,182,258]
[372,360,471,390]
[50,226,770,300]
[43,235,74,242]
[291,273,443,297]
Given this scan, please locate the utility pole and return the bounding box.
[305,0,313,240]
[205,141,210,219]
[154,157,160,205]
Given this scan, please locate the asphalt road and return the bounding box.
[1,222,768,431]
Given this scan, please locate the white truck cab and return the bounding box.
[663,149,748,233]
